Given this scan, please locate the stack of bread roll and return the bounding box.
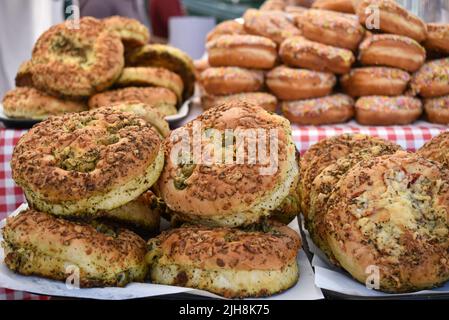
[200,0,449,126]
[300,131,449,293]
[3,16,196,123]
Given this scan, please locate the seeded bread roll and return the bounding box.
[158,102,299,227]
[417,131,449,169]
[146,223,301,298]
[280,37,355,74]
[11,107,164,216]
[104,16,150,49]
[201,92,277,112]
[2,87,86,120]
[325,152,449,293]
[2,209,147,287]
[358,34,426,73]
[340,67,410,97]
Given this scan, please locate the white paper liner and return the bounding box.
[0,204,323,300]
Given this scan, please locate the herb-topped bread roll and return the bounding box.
[158,102,299,227]
[417,131,449,169]
[146,223,301,298]
[2,209,147,287]
[11,107,164,216]
[325,152,449,293]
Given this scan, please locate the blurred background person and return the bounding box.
[147,0,185,40]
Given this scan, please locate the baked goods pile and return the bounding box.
[301,132,449,293]
[2,97,302,298]
[2,16,195,120]
[199,0,449,126]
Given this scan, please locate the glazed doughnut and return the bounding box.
[266,65,336,100]
[417,131,449,169]
[355,0,427,43]
[308,143,400,263]
[279,37,355,74]
[194,57,210,80]
[31,17,124,98]
[2,209,147,287]
[206,34,277,69]
[243,9,302,45]
[15,60,34,87]
[2,87,86,120]
[325,152,449,293]
[200,67,264,96]
[97,191,161,235]
[312,0,355,13]
[115,67,184,102]
[355,96,422,125]
[299,134,396,219]
[424,96,449,125]
[11,107,164,216]
[88,87,178,116]
[424,23,449,54]
[126,44,196,101]
[206,20,246,42]
[106,102,170,138]
[410,58,449,98]
[201,92,278,112]
[340,67,410,97]
[104,16,150,49]
[158,102,298,227]
[281,94,354,125]
[358,34,426,72]
[297,9,364,50]
[146,224,300,298]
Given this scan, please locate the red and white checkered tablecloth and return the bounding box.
[0,122,447,300]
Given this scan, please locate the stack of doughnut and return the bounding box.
[2,16,196,121]
[300,132,449,293]
[200,0,449,126]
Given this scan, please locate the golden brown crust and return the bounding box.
[424,96,449,125]
[410,58,449,98]
[148,224,300,271]
[158,102,298,227]
[325,152,449,293]
[279,36,355,74]
[88,87,177,116]
[358,34,426,72]
[11,107,162,203]
[31,17,124,98]
[299,134,396,218]
[267,65,336,100]
[312,0,355,13]
[243,9,302,45]
[417,131,449,169]
[282,94,354,125]
[200,67,264,96]
[206,20,246,42]
[424,23,449,54]
[115,67,184,102]
[2,209,147,287]
[2,87,87,120]
[355,96,422,125]
[355,0,427,42]
[15,60,34,87]
[206,34,277,69]
[201,92,278,112]
[340,67,410,97]
[297,9,364,50]
[104,16,150,48]
[308,143,401,262]
[260,0,286,11]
